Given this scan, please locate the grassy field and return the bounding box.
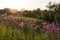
[0,15,59,40]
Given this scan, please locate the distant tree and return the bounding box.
[3,8,10,15]
[46,1,57,22]
[0,9,4,14]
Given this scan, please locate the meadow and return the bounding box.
[0,2,60,40]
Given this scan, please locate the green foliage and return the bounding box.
[0,1,60,40]
[0,24,47,40]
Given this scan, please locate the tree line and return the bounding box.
[0,2,60,24]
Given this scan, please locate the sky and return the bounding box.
[0,0,60,10]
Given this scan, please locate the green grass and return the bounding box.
[0,24,48,40]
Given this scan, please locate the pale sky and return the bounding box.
[0,0,60,10]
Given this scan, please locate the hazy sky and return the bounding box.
[0,0,60,10]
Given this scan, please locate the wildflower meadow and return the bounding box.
[0,1,60,40]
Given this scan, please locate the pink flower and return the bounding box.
[8,15,14,21]
[42,22,60,34]
[55,27,60,31]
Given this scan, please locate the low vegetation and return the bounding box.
[0,2,60,40]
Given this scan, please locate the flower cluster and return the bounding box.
[2,15,40,29]
[42,22,60,34]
